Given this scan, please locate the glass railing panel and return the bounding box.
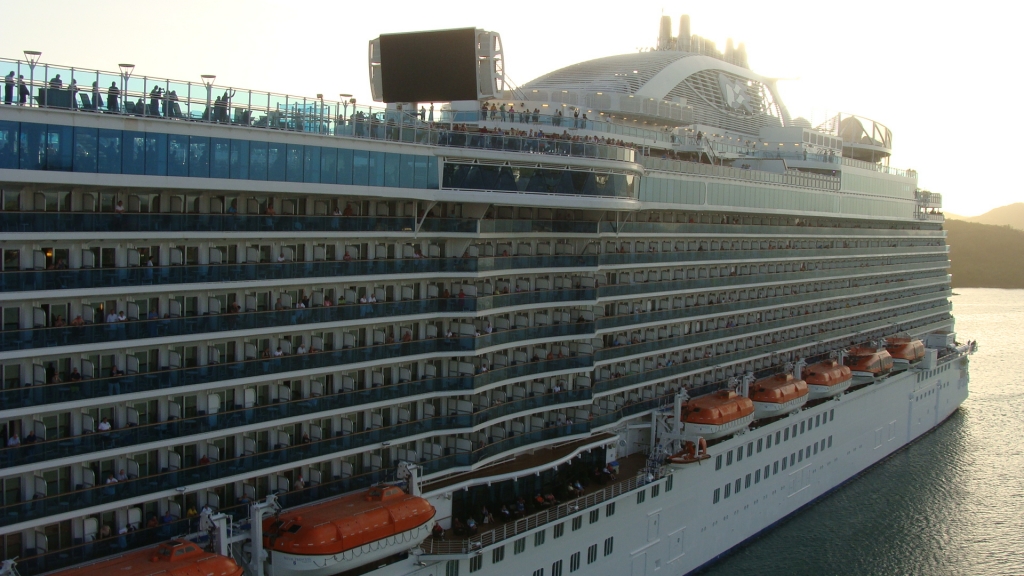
[471,389,592,425]
[475,288,596,311]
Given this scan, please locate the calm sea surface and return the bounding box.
[699,288,1024,576]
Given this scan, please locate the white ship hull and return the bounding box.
[806,379,852,400]
[366,354,969,576]
[682,413,755,441]
[752,395,808,419]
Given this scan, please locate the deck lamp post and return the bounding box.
[340,94,353,132]
[317,94,324,133]
[118,64,134,113]
[201,74,216,121]
[23,50,41,107]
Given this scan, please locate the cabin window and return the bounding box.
[747,443,753,457]
[734,479,742,494]
[808,417,814,429]
[828,435,833,448]
[798,450,803,463]
[604,537,614,556]
[790,453,796,466]
[745,474,752,489]
[606,502,616,516]
[800,421,806,434]
[492,546,505,564]
[736,447,743,462]
[775,431,781,445]
[724,483,732,498]
[757,439,763,453]
[554,523,565,539]
[815,414,821,427]
[666,475,674,492]
[533,570,543,576]
[652,484,660,498]
[535,530,546,547]
[637,491,646,505]
[514,538,526,554]
[446,561,460,576]
[784,428,790,441]
[552,559,563,576]
[755,469,761,484]
[726,452,733,466]
[589,510,599,524]
[822,411,828,424]
[716,455,723,470]
[793,424,798,437]
[765,464,771,478]
[774,461,780,474]
[713,488,721,504]
[781,458,787,471]
[570,551,581,572]
[469,555,483,572]
[830,409,835,420]
[814,443,819,455]
[588,544,598,564]
[572,516,583,531]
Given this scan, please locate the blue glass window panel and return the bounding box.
[97,129,122,174]
[121,130,146,175]
[230,139,249,180]
[368,151,385,186]
[303,145,321,183]
[319,147,337,184]
[46,124,74,171]
[189,136,210,178]
[351,150,368,186]
[384,152,401,187]
[73,127,98,173]
[0,121,18,169]
[267,142,286,181]
[337,149,353,185]
[427,156,439,189]
[210,138,230,179]
[249,141,268,181]
[19,122,46,170]
[145,133,167,176]
[286,144,303,182]
[167,134,188,177]
[400,154,416,188]
[414,155,428,189]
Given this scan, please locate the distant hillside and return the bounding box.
[945,202,1024,231]
[945,220,1024,289]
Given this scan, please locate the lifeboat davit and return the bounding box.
[46,539,243,576]
[844,345,893,382]
[263,485,435,576]
[749,373,808,418]
[669,437,710,464]
[803,359,853,399]
[681,390,755,440]
[885,337,925,369]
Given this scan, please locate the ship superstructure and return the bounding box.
[0,15,966,576]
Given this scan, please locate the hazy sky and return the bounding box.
[2,0,1019,215]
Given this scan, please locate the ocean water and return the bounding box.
[699,288,1024,576]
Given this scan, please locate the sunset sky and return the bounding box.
[2,0,1018,215]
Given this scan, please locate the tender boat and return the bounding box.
[885,337,926,370]
[681,390,755,440]
[46,539,243,576]
[844,344,894,382]
[749,373,809,418]
[263,485,435,576]
[803,359,854,399]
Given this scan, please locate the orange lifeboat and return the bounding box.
[46,539,243,576]
[885,337,925,368]
[844,345,894,380]
[681,390,755,440]
[263,485,435,576]
[750,373,808,418]
[803,359,853,399]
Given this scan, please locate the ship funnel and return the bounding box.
[678,15,691,51]
[725,38,735,62]
[737,42,748,67]
[659,15,673,50]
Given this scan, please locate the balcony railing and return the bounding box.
[0,340,593,410]
[639,156,840,191]
[0,420,588,528]
[1,291,596,353]
[0,254,599,294]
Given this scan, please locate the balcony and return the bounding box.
[0,381,592,470]
[0,254,599,294]
[0,418,588,529]
[0,338,594,410]
[0,290,596,353]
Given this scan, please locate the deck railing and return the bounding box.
[421,467,665,555]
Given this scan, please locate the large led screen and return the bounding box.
[379,28,479,103]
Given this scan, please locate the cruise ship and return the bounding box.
[0,15,973,576]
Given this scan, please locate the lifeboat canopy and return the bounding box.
[682,389,754,425]
[46,539,243,576]
[749,373,808,403]
[885,337,925,362]
[844,345,894,375]
[803,359,852,386]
